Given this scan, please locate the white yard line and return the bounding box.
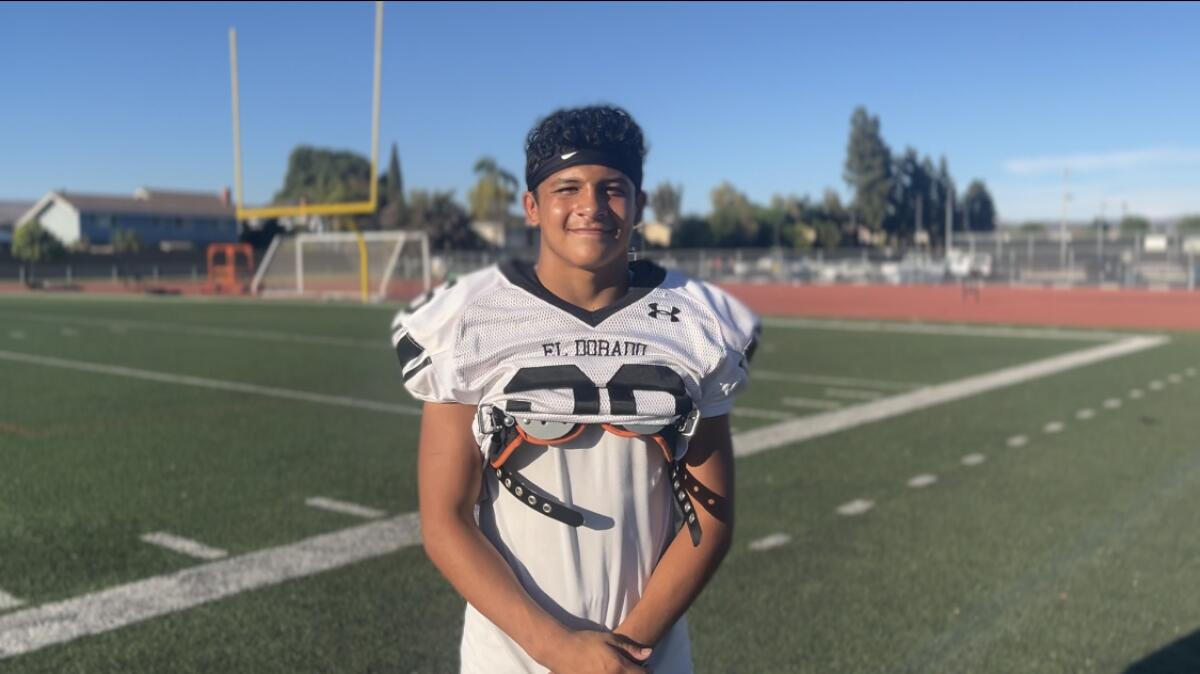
[961,454,987,467]
[755,371,920,391]
[1007,435,1029,448]
[140,533,227,561]
[305,497,385,520]
[761,317,1126,342]
[836,499,875,516]
[824,387,883,401]
[0,592,23,612]
[0,350,422,416]
[748,533,792,551]
[0,332,1169,657]
[732,407,795,421]
[733,335,1167,458]
[908,474,938,488]
[782,397,843,410]
[0,514,420,659]
[0,312,381,350]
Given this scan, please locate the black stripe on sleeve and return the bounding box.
[744,336,759,365]
[401,356,432,382]
[394,332,425,370]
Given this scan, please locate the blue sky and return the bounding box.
[2,1,1198,223]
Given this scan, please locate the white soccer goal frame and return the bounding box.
[250,230,431,303]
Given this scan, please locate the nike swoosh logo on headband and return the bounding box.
[560,151,578,160]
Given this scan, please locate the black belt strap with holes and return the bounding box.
[491,464,584,527]
[482,408,702,546]
[669,461,702,547]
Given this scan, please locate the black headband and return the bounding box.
[525,148,643,193]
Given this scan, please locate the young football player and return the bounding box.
[393,105,758,673]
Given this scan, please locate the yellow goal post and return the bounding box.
[229,1,385,302]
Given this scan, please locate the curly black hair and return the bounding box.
[524,104,648,193]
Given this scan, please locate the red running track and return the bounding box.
[718,283,1200,332]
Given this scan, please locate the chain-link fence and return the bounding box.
[429,232,1200,290]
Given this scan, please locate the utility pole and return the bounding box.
[945,189,954,253]
[1059,168,1071,270]
[915,193,923,247]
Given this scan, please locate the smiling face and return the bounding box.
[523,164,646,273]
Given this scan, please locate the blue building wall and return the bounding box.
[80,212,237,245]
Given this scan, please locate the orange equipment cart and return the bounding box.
[205,242,256,294]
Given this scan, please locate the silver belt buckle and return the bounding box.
[677,408,701,438]
[476,404,497,435]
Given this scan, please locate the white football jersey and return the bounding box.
[393,259,758,674]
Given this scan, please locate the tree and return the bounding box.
[1177,215,1200,236]
[709,182,757,246]
[934,157,957,243]
[275,145,372,205]
[1119,215,1151,235]
[813,220,842,249]
[962,180,997,232]
[380,143,405,229]
[467,157,519,224]
[406,190,483,251]
[672,216,714,248]
[240,219,283,250]
[843,106,893,236]
[12,219,65,283]
[650,182,683,228]
[112,228,144,254]
[274,145,373,230]
[886,147,931,244]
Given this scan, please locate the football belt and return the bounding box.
[476,405,705,547]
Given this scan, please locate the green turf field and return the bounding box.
[1,293,1197,673]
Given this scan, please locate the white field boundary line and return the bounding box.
[0,311,1123,356]
[0,311,381,350]
[305,497,385,519]
[0,292,391,311]
[0,350,422,416]
[731,407,795,421]
[0,514,421,659]
[761,316,1128,342]
[782,397,843,410]
[0,334,1167,659]
[0,592,23,612]
[734,334,1168,458]
[139,533,227,561]
[754,371,920,391]
[823,387,883,401]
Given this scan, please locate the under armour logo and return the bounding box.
[648,303,681,322]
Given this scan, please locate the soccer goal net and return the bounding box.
[250,230,431,303]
